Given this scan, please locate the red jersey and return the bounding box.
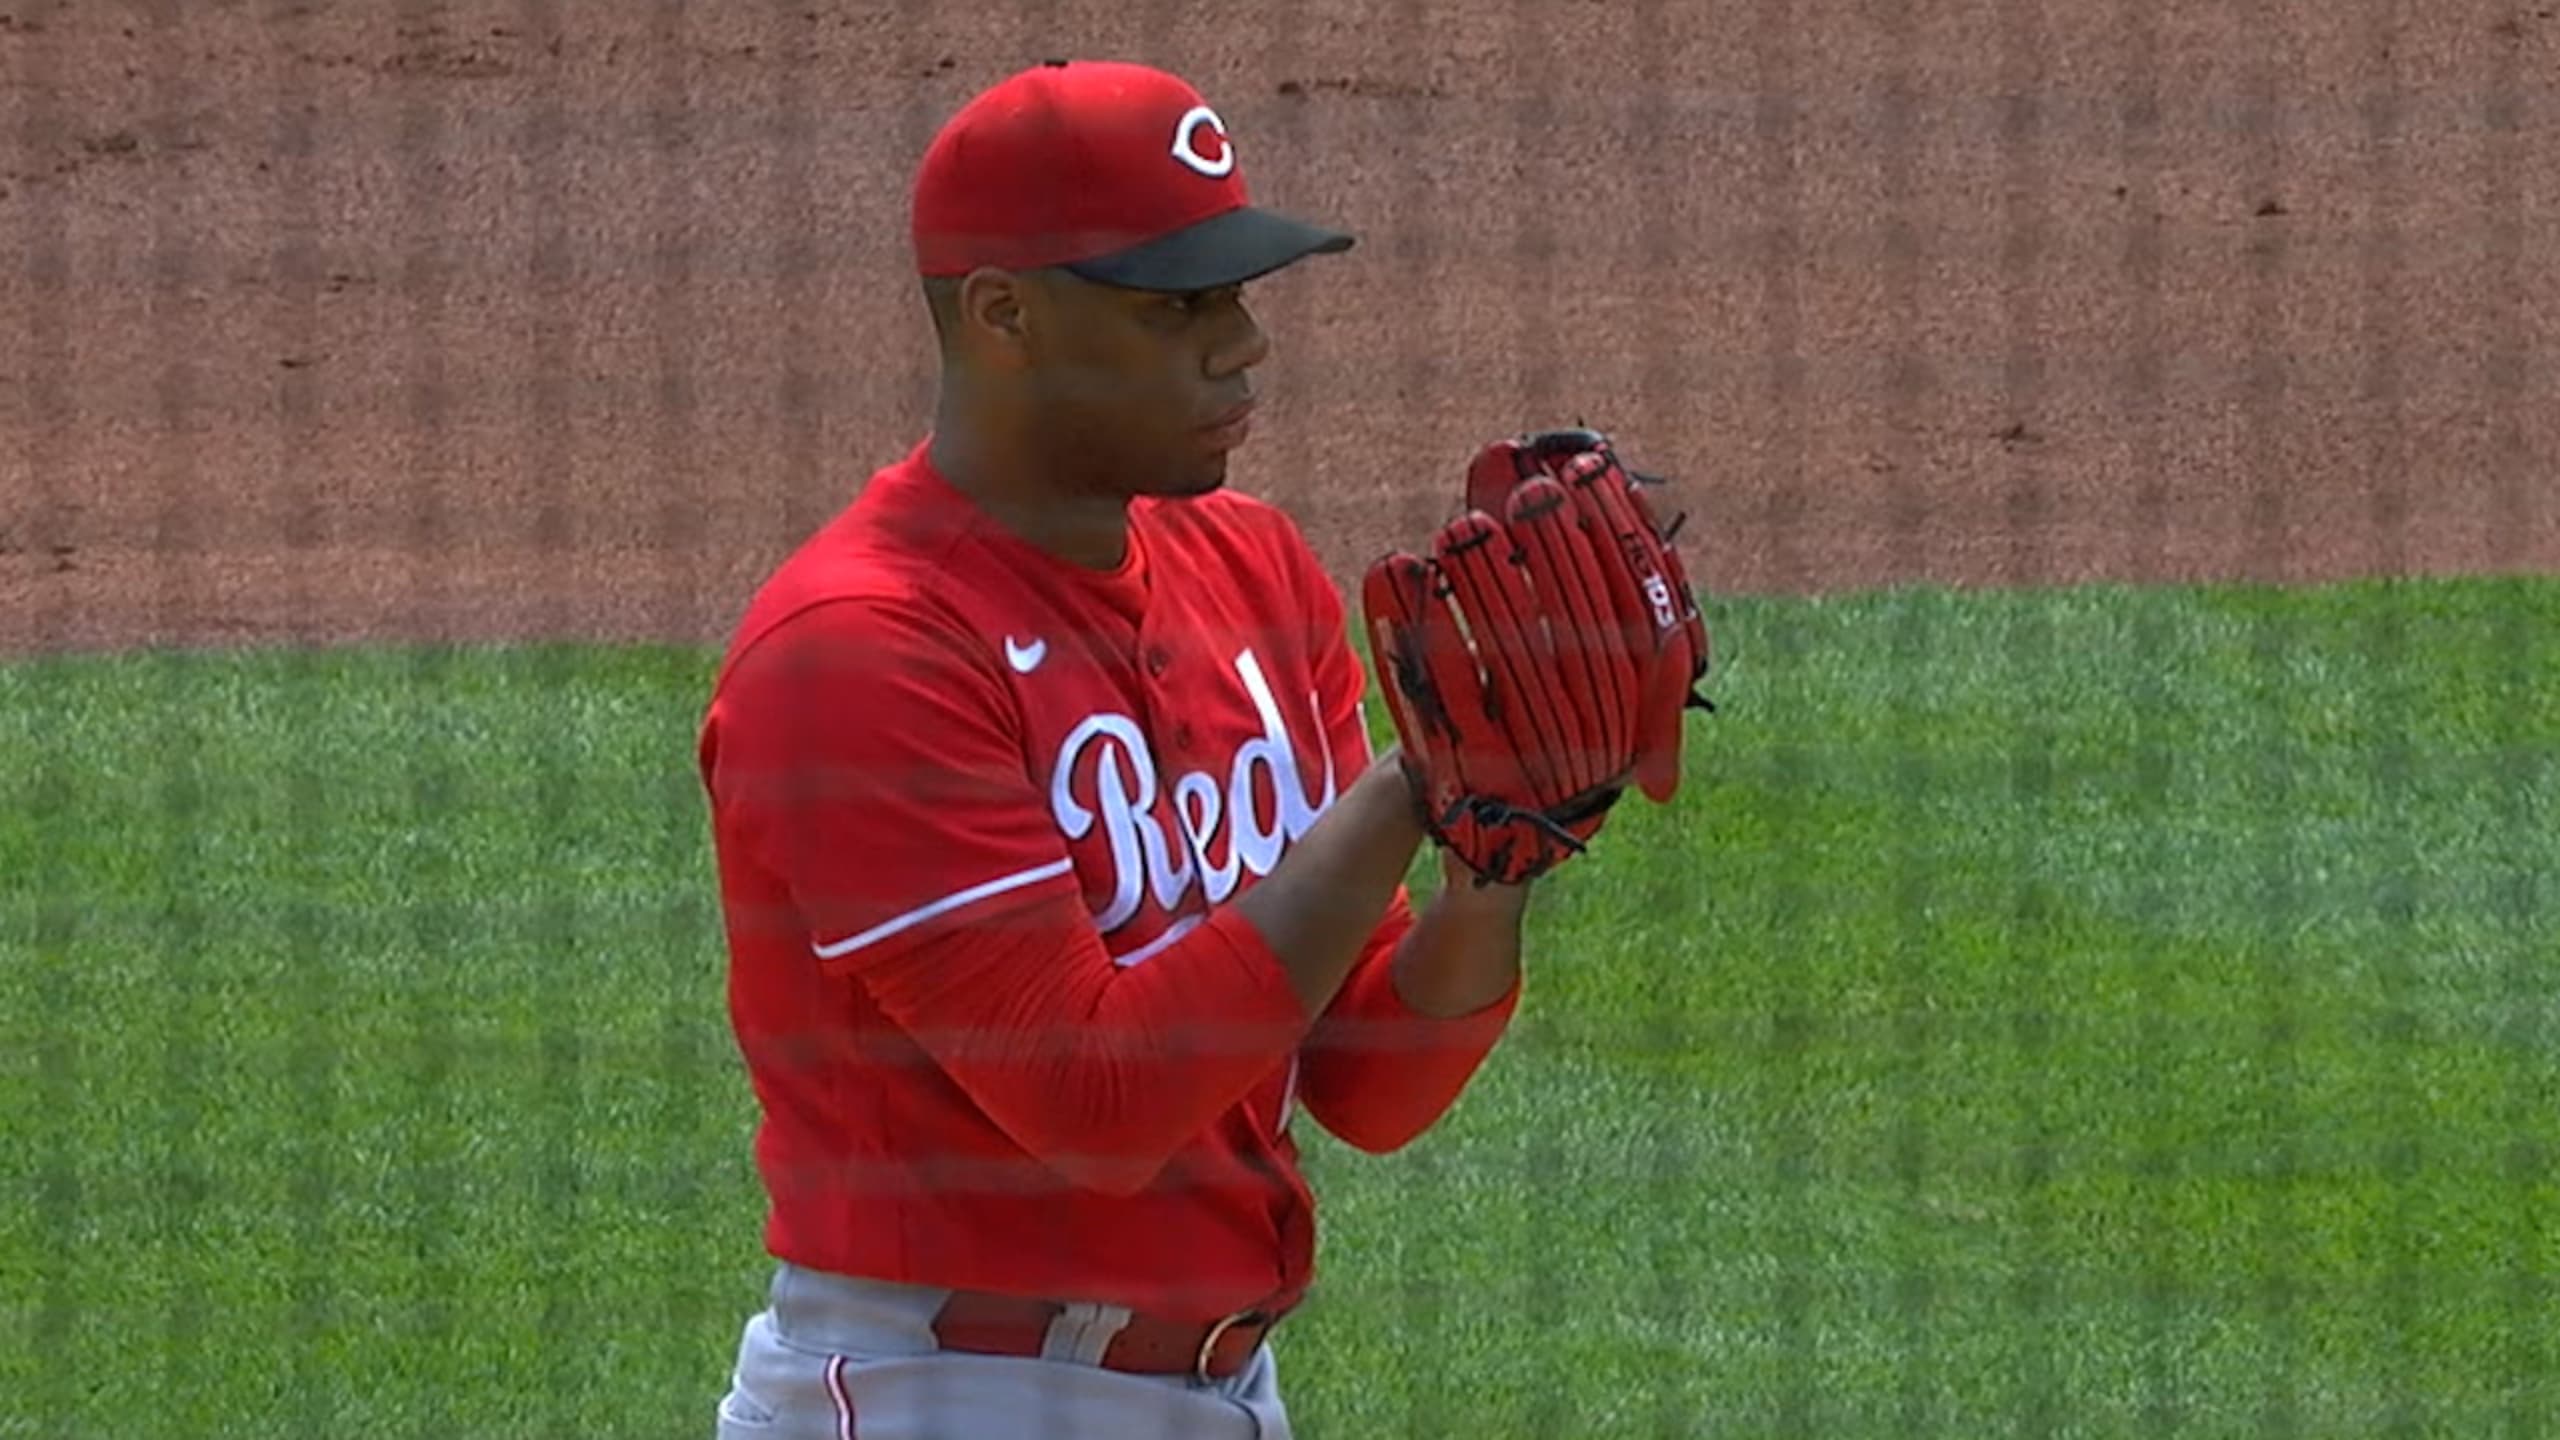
[697,440,1521,1322]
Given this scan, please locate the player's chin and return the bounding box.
[1156,454,1231,499]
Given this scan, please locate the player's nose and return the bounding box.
[1208,304,1271,377]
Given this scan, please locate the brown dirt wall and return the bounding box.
[3,0,2552,658]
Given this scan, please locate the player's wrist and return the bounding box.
[1435,848,1534,903]
[1353,746,1430,847]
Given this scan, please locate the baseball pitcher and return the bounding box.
[696,57,1714,1440]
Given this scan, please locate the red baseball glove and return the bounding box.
[1362,427,1716,886]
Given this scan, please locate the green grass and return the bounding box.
[3,576,2554,1438]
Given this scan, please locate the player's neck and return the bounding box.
[928,408,1132,572]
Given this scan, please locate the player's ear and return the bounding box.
[956,268,1032,364]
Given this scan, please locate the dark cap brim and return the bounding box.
[1062,206,1355,292]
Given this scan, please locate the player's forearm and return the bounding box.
[1389,853,1531,1017]
[1230,750,1429,1015]
[1293,861,1526,1152]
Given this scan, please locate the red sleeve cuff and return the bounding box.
[1293,908,1522,1154]
[1328,942,1523,1048]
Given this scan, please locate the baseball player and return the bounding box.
[696,59,1540,1439]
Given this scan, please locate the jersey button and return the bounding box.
[1173,724,1196,749]
[1144,647,1172,677]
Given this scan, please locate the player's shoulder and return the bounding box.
[714,453,985,690]
[715,577,970,702]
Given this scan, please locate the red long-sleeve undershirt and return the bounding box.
[812,844,1513,1197]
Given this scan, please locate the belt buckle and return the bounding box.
[1191,1307,1269,1386]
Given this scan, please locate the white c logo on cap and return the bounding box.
[1170,105,1234,178]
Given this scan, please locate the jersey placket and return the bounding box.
[1132,596,1308,1152]
[1128,610,1215,898]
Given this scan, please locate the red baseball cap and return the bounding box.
[910,59,1354,291]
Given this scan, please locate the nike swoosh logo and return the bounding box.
[1004,636,1047,674]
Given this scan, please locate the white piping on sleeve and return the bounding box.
[1109,912,1206,969]
[809,858,1076,961]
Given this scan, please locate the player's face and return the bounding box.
[1022,272,1273,499]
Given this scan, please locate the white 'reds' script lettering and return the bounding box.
[1050,648,1339,942]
